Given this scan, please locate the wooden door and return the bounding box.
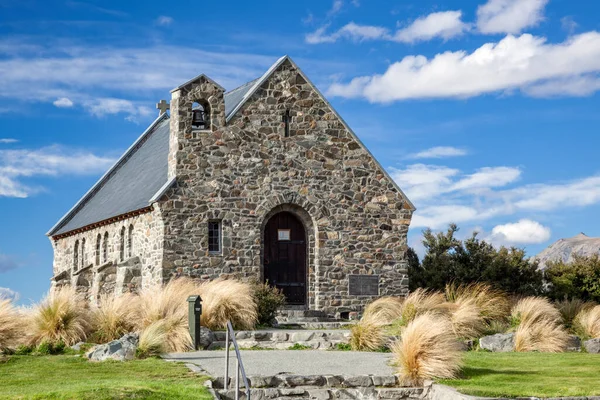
[263,211,307,305]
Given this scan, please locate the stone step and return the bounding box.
[208,330,351,350]
[216,387,424,400]
[212,374,400,389]
[275,322,355,330]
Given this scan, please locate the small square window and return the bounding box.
[208,221,221,254]
[278,229,291,241]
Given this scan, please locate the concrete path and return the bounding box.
[164,350,395,377]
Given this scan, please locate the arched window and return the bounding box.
[103,232,109,263]
[128,225,134,258]
[120,226,126,261]
[81,238,86,268]
[73,240,79,271]
[96,234,101,265]
[192,101,210,130]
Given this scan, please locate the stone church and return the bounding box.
[47,56,415,314]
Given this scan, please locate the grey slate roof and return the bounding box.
[48,114,171,236]
[224,78,259,117]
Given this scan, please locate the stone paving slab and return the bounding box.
[164,350,395,378]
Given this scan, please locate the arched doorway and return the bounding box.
[263,211,307,305]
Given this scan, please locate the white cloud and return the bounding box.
[0,287,19,301]
[491,219,551,244]
[0,138,18,144]
[328,0,344,16]
[561,16,578,35]
[53,97,73,108]
[0,145,116,198]
[408,146,468,159]
[392,160,600,230]
[306,11,467,44]
[477,0,548,34]
[394,11,469,43]
[156,16,174,26]
[84,98,152,118]
[328,32,600,101]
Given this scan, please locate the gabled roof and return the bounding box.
[47,114,171,236]
[171,73,225,93]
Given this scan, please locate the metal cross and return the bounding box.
[156,100,170,115]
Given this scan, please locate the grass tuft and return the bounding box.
[573,305,600,339]
[445,282,510,325]
[137,320,168,358]
[198,279,258,330]
[392,312,463,386]
[91,293,138,343]
[556,299,595,329]
[0,298,24,351]
[28,287,90,347]
[512,297,569,352]
[350,319,386,351]
[362,297,404,325]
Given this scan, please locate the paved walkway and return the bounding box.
[164,350,395,377]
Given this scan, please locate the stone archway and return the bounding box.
[260,203,316,309]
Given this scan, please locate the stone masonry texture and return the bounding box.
[50,58,413,314]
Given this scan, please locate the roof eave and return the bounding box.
[46,112,170,237]
[170,73,225,93]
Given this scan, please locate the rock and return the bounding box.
[70,342,85,351]
[566,335,582,352]
[86,332,139,362]
[199,327,215,350]
[584,338,600,353]
[479,333,515,352]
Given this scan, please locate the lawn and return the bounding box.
[442,352,600,398]
[0,355,213,400]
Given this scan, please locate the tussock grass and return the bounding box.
[441,298,484,339]
[362,297,404,325]
[0,298,24,351]
[399,289,445,325]
[557,299,596,329]
[445,283,510,324]
[28,287,90,346]
[198,278,257,330]
[137,320,168,358]
[392,313,463,386]
[512,297,569,352]
[91,294,138,342]
[350,319,386,351]
[573,305,600,339]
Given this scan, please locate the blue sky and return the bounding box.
[1,0,600,303]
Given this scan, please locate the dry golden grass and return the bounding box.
[197,278,257,330]
[397,288,445,326]
[511,296,562,326]
[29,287,90,346]
[0,298,24,351]
[91,293,138,342]
[362,297,404,325]
[557,299,596,328]
[137,320,167,358]
[573,305,600,339]
[441,298,484,339]
[136,278,196,353]
[392,313,463,386]
[445,283,510,324]
[349,319,386,351]
[514,318,570,352]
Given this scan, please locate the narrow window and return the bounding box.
[282,109,290,137]
[120,226,126,261]
[73,240,79,271]
[95,234,101,265]
[128,225,134,258]
[208,220,221,254]
[103,232,109,263]
[81,238,86,268]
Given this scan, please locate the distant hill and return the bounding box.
[535,233,600,269]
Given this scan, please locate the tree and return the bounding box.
[409,224,544,295]
[546,255,600,302]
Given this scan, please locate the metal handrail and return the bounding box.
[224,321,251,400]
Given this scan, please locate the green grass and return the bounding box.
[442,352,600,398]
[0,355,213,399]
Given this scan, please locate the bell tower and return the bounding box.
[168,74,225,179]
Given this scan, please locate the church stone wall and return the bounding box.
[159,59,413,314]
[50,205,165,301]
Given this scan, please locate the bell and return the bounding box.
[192,108,207,129]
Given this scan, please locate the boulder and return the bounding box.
[87,333,139,362]
[583,338,600,354]
[566,335,582,352]
[199,327,215,350]
[70,342,85,352]
[479,333,515,352]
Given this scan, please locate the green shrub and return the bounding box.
[13,345,33,355]
[36,340,66,355]
[546,255,600,302]
[333,343,352,351]
[252,282,286,326]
